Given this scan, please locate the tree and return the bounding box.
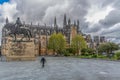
[98,43,108,53]
[48,33,57,55]
[108,42,119,53]
[98,42,119,57]
[56,33,66,54]
[48,33,66,55]
[71,35,87,55]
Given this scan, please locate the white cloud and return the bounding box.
[0,1,18,22]
[0,1,18,44]
[85,5,114,24]
[42,0,70,25]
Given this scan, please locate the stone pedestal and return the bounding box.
[5,38,36,61]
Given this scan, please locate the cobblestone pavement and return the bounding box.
[0,57,120,80]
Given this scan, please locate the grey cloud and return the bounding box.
[84,23,102,33]
[113,0,120,9]
[11,0,120,44]
[1,0,120,43]
[99,10,120,28]
[83,0,120,43]
[0,18,4,23]
[12,0,90,26]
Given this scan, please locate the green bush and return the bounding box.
[81,48,88,54]
[66,48,74,53]
[81,52,89,56]
[66,48,76,55]
[81,48,95,55]
[97,55,106,59]
[62,50,70,56]
[115,52,120,60]
[87,48,95,54]
[91,54,98,58]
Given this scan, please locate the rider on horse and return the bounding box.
[5,17,32,41]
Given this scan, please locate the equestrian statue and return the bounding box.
[5,17,32,41]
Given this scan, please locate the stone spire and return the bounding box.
[54,16,58,33]
[54,16,57,27]
[6,17,9,24]
[68,18,71,26]
[77,19,80,33]
[77,20,79,27]
[63,14,67,28]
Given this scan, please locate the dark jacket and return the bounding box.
[40,57,46,64]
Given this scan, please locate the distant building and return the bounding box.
[92,36,106,50]
[100,36,105,43]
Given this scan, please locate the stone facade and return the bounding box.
[2,14,83,56]
[1,14,106,57]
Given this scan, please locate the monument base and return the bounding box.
[5,38,36,61]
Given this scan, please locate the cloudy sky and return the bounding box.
[0,0,120,44]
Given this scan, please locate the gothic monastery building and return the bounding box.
[1,14,106,55]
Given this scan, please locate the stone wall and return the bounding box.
[2,37,36,61]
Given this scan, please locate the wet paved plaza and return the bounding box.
[0,57,120,80]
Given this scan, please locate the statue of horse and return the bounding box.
[4,24,32,41]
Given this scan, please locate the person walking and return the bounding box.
[40,56,46,68]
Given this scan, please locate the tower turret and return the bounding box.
[54,16,57,27]
[54,16,58,33]
[63,14,67,28]
[77,19,79,33]
[68,18,71,26]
